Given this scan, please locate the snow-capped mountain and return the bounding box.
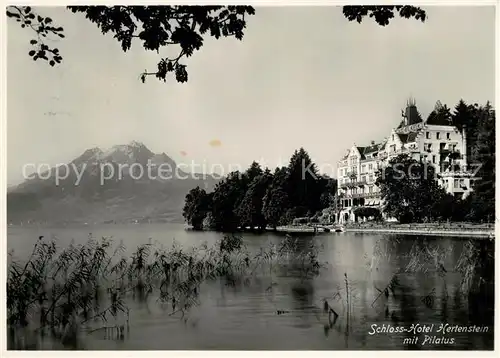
[98,141,154,165]
[71,141,177,168]
[66,141,185,182]
[7,142,219,225]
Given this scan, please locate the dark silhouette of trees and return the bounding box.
[464,102,495,221]
[235,168,273,231]
[376,154,446,223]
[262,167,290,230]
[7,5,427,83]
[182,186,210,230]
[183,148,337,232]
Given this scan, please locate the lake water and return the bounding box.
[7,224,494,350]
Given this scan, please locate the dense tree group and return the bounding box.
[183,148,337,231]
[377,100,495,223]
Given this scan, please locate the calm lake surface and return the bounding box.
[7,223,494,350]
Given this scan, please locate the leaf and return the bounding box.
[49,60,55,67]
[29,39,37,45]
[44,17,52,24]
[6,11,20,19]
[175,65,188,83]
[58,34,65,38]
[28,50,36,57]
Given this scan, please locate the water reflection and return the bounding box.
[7,226,495,350]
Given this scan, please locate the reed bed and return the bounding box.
[7,233,493,349]
[7,234,324,348]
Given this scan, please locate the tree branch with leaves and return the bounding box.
[7,5,426,83]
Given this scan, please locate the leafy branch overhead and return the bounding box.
[342,5,426,26]
[7,5,426,83]
[6,6,64,66]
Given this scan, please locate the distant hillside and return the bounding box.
[7,141,220,225]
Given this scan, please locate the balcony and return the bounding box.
[340,182,356,189]
[340,180,367,189]
[344,192,380,199]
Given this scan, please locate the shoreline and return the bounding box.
[344,227,494,238]
[268,223,495,238]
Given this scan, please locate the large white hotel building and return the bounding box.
[335,99,475,224]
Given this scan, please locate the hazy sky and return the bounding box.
[7,6,495,185]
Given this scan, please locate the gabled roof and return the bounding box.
[364,144,380,154]
[396,132,419,144]
[356,146,366,155]
[355,142,384,160]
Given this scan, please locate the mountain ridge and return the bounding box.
[8,142,221,225]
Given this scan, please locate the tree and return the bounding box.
[210,171,247,231]
[426,100,453,126]
[466,102,495,222]
[244,161,263,183]
[376,154,446,223]
[262,167,290,229]
[7,5,426,83]
[451,99,475,132]
[235,169,273,230]
[285,147,324,217]
[182,186,210,230]
[319,176,337,209]
[262,188,290,229]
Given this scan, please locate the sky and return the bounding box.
[7,6,496,185]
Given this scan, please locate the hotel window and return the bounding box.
[369,174,374,183]
[368,186,373,193]
[447,133,451,140]
[436,132,441,139]
[361,165,366,173]
[426,132,430,139]
[368,164,373,171]
[425,143,432,151]
[390,145,396,153]
[432,155,436,164]
[454,179,459,188]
